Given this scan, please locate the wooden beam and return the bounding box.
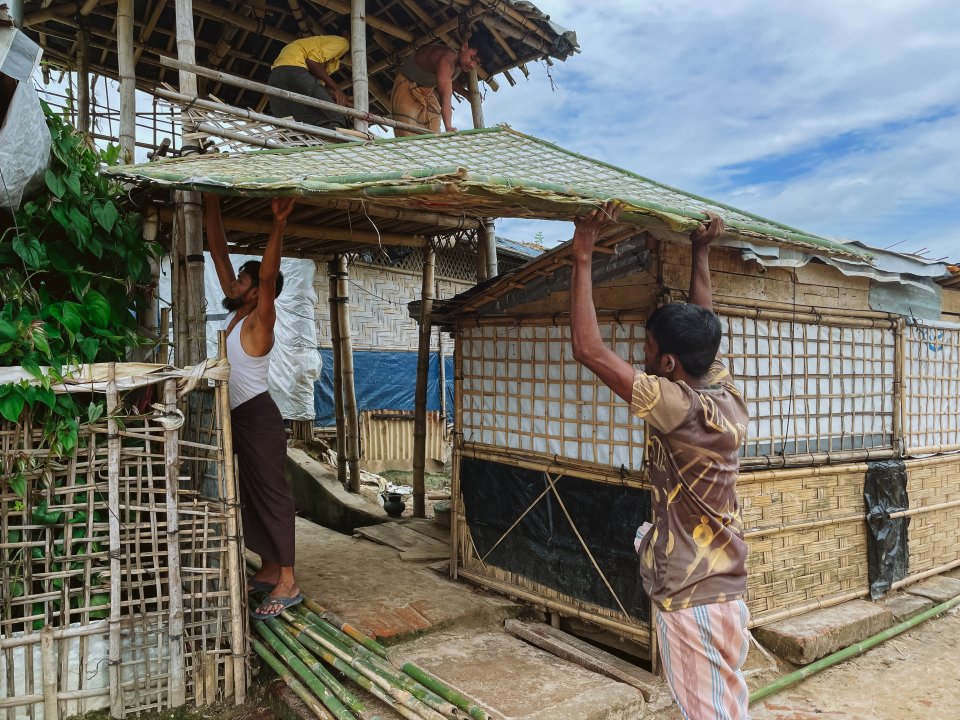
[307,0,414,42]
[158,209,427,249]
[191,0,297,44]
[412,245,435,518]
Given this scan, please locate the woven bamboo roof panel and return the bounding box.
[107,126,868,260]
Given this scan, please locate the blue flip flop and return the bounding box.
[250,593,304,620]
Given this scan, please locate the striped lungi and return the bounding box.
[231,391,296,566]
[656,599,751,720]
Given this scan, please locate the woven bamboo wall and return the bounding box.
[903,455,960,575]
[312,252,485,352]
[738,464,869,624]
[0,369,245,719]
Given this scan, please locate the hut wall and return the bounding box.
[941,287,960,323]
[0,369,245,719]
[453,241,960,646]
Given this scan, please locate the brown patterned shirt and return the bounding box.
[631,360,749,611]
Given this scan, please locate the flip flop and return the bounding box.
[250,593,304,620]
[246,578,275,594]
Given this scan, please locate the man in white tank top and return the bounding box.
[206,193,303,619]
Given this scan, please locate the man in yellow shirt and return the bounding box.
[267,36,352,130]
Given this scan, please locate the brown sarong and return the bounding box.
[390,73,441,137]
[232,391,295,566]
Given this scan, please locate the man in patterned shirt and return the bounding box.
[570,202,751,720]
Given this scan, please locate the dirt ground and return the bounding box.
[652,605,960,720]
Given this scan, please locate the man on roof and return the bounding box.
[268,34,352,130]
[570,203,751,720]
[389,35,485,136]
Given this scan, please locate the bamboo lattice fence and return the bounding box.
[0,362,246,720]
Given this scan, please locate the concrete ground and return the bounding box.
[267,456,960,720]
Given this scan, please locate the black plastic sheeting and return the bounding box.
[864,459,910,600]
[459,456,651,622]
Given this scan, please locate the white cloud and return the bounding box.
[481,0,960,261]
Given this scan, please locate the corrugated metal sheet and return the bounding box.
[360,410,450,469]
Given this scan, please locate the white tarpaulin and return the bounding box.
[158,254,321,421]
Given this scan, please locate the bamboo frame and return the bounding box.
[335,256,362,492]
[351,0,369,134]
[116,0,136,163]
[328,261,347,486]
[412,245,435,517]
[106,365,122,718]
[162,379,186,707]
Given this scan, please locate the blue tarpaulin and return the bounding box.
[313,349,454,426]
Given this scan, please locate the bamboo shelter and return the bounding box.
[0,361,247,719]
[437,217,959,659]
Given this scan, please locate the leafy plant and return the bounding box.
[0,103,160,630]
[0,101,160,473]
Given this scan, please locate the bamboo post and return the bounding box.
[162,379,186,706]
[466,77,498,282]
[335,256,361,492]
[437,325,446,427]
[412,246,435,518]
[76,25,90,134]
[351,0,369,134]
[116,0,136,162]
[450,325,462,580]
[218,330,248,703]
[106,364,122,718]
[328,261,347,486]
[174,0,208,366]
[40,626,57,720]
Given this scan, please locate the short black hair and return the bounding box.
[238,260,284,298]
[645,303,722,378]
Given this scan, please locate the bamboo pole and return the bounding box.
[158,207,425,249]
[257,622,359,720]
[285,609,457,720]
[116,0,136,163]
[162,378,187,707]
[400,664,493,720]
[76,26,91,133]
[350,0,369,134]
[335,256,362,492]
[302,598,388,659]
[156,56,430,136]
[152,88,362,145]
[251,637,336,720]
[106,364,122,718]
[328,262,347,486]
[280,616,443,720]
[265,619,365,718]
[174,0,208,366]
[309,199,481,230]
[437,326,446,426]
[308,0,413,41]
[40,626,57,720]
[412,246,435,518]
[750,592,960,706]
[218,331,248,703]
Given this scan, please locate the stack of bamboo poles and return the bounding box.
[251,595,494,720]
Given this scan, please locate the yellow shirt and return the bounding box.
[272,36,349,73]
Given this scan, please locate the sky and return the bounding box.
[468,0,960,262]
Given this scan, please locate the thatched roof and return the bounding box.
[106,125,869,261]
[24,0,578,118]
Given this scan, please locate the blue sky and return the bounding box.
[467,0,960,262]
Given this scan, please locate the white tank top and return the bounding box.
[225,313,272,410]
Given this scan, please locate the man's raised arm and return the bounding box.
[688,211,725,311]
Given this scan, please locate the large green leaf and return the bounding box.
[83,290,111,327]
[44,169,66,198]
[60,302,83,334]
[0,392,25,422]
